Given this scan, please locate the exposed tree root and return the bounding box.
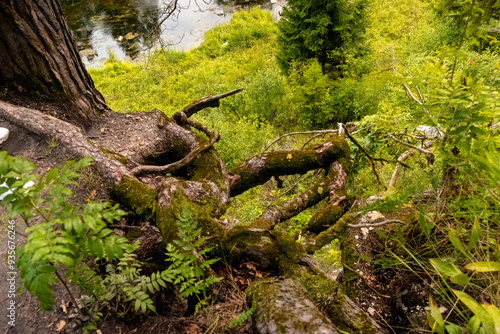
[0,93,388,333]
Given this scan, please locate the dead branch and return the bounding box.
[342,124,410,190]
[403,83,429,113]
[229,138,350,197]
[130,89,243,176]
[301,132,329,149]
[351,125,372,135]
[348,219,405,228]
[386,133,434,164]
[343,124,384,188]
[416,85,424,103]
[250,162,348,231]
[388,150,414,189]
[174,88,243,118]
[402,84,423,105]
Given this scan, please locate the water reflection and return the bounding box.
[60,0,284,67]
[61,0,164,63]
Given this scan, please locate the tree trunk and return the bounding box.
[0,0,108,127]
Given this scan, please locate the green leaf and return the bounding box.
[430,258,463,278]
[88,237,104,259]
[465,262,500,272]
[0,156,8,175]
[468,218,481,252]
[45,168,59,184]
[97,228,112,239]
[450,274,470,286]
[147,302,156,312]
[448,230,468,257]
[445,323,463,334]
[483,304,500,333]
[452,290,495,334]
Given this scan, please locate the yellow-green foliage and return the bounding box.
[89,8,277,114]
[89,8,280,167]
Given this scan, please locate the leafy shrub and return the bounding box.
[0,154,134,310]
[1,153,222,329]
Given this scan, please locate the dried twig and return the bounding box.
[402,84,424,105]
[402,83,429,113]
[351,125,372,135]
[342,124,384,188]
[386,133,434,164]
[348,219,405,228]
[388,150,414,189]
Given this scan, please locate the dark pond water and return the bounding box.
[60,0,285,67]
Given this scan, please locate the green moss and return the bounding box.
[306,218,348,254]
[125,227,142,241]
[221,226,280,266]
[273,230,305,275]
[98,147,128,165]
[292,269,378,333]
[303,205,344,234]
[153,178,226,244]
[246,278,337,333]
[112,176,158,219]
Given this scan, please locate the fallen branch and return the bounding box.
[388,150,414,189]
[174,88,243,118]
[250,162,347,231]
[130,89,242,176]
[386,133,434,164]
[348,219,405,228]
[402,83,429,113]
[229,138,350,196]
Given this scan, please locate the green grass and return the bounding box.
[89,8,278,115]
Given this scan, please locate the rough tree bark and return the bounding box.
[0,0,108,126]
[0,1,386,332]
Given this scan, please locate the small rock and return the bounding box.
[361,227,370,239]
[79,48,97,61]
[139,140,145,146]
[360,211,385,224]
[366,195,384,205]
